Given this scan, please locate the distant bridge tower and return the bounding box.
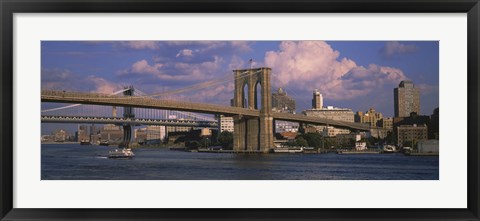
[233,67,273,153]
[121,86,135,148]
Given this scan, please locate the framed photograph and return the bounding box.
[1,0,479,220]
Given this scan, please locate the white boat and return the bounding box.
[272,147,304,153]
[80,139,91,145]
[383,145,397,153]
[402,146,412,154]
[108,148,135,159]
[355,142,367,151]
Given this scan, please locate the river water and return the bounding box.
[41,143,439,180]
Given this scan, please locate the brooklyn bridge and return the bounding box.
[41,67,370,153]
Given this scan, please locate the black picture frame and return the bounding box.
[1,0,479,220]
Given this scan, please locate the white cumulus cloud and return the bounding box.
[118,41,160,50]
[381,41,418,58]
[176,49,194,58]
[86,75,122,94]
[265,41,408,100]
[119,56,224,82]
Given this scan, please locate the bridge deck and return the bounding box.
[272,112,371,131]
[41,115,218,127]
[41,90,371,131]
[42,90,259,117]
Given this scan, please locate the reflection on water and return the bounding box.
[41,144,439,180]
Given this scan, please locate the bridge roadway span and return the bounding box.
[41,90,370,131]
[41,115,218,127]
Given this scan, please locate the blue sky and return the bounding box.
[42,41,439,123]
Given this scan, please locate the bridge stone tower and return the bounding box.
[121,86,135,148]
[233,67,274,153]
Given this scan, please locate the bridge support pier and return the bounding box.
[122,125,132,148]
[246,118,259,151]
[233,68,274,153]
[233,116,246,151]
[121,86,135,148]
[258,114,274,152]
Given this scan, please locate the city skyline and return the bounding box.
[42,41,439,133]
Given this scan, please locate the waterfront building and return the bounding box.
[304,91,354,135]
[165,115,193,133]
[146,125,166,143]
[200,128,212,137]
[379,117,393,130]
[396,124,428,146]
[270,88,298,133]
[354,108,392,139]
[393,112,431,138]
[394,80,420,117]
[89,125,100,144]
[417,139,439,153]
[90,125,99,135]
[41,134,55,142]
[100,124,123,143]
[134,127,147,143]
[322,126,351,137]
[304,106,355,122]
[103,124,121,131]
[218,115,234,133]
[272,87,296,113]
[303,126,318,134]
[394,112,430,126]
[369,128,390,139]
[53,129,66,142]
[76,125,89,142]
[166,126,192,133]
[355,108,383,127]
[312,89,323,110]
[275,121,299,133]
[334,133,363,147]
[304,106,354,134]
[273,131,297,148]
[278,131,297,140]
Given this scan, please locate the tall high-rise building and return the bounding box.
[218,115,234,133]
[394,80,420,117]
[312,89,323,110]
[271,88,298,133]
[272,87,296,113]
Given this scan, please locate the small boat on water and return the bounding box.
[99,140,110,146]
[80,139,91,145]
[402,146,412,154]
[108,148,135,159]
[337,149,381,154]
[271,147,304,153]
[383,145,397,153]
[336,142,381,154]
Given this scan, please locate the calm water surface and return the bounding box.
[42,144,439,180]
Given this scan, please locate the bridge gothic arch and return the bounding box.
[254,81,262,110]
[242,83,249,108]
[233,68,273,152]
